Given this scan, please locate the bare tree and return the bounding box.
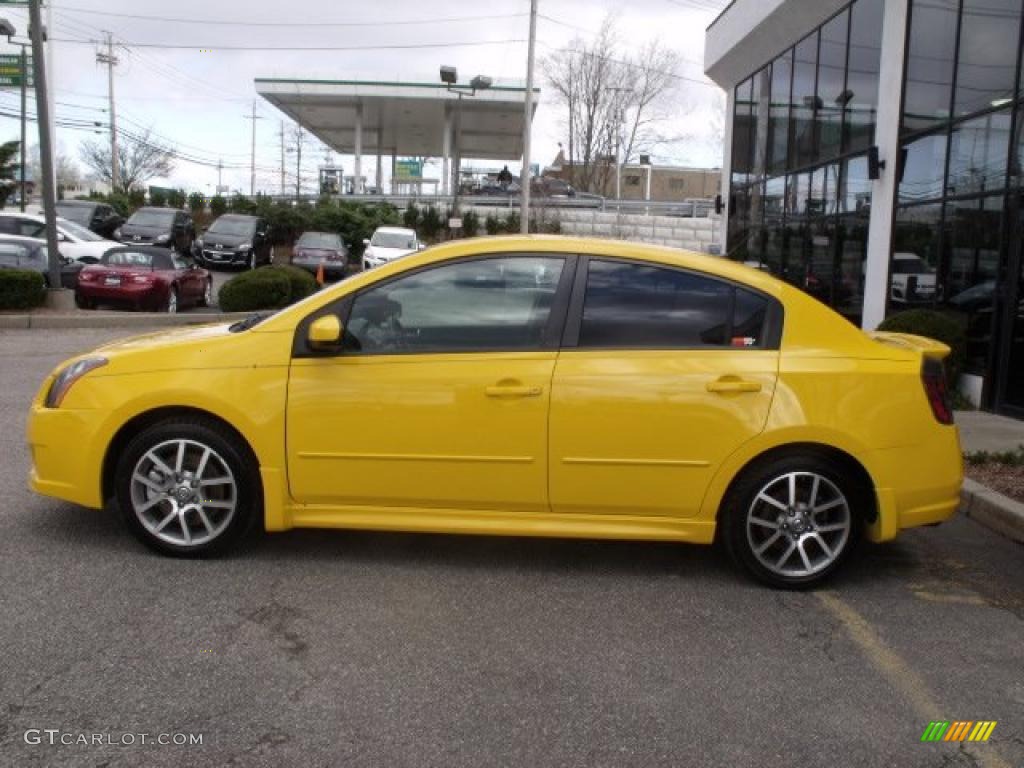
[79,128,175,193]
[29,143,81,192]
[542,15,681,195]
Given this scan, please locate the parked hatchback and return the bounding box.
[27,236,962,588]
[194,214,271,270]
[54,200,123,238]
[291,231,348,280]
[116,208,194,254]
[0,212,117,263]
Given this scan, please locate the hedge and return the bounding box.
[218,268,292,313]
[877,309,966,385]
[217,265,318,313]
[0,269,45,310]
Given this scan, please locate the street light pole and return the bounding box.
[19,44,26,212]
[28,0,61,292]
[520,0,538,234]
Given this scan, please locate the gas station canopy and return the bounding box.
[254,76,539,193]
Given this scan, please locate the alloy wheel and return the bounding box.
[203,279,212,306]
[166,289,177,314]
[129,438,238,548]
[745,471,851,579]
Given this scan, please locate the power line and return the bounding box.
[56,6,528,28]
[49,37,527,52]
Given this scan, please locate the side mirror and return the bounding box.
[308,315,343,351]
[362,238,370,246]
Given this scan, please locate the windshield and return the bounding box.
[103,250,157,268]
[55,204,92,226]
[893,257,934,275]
[127,210,175,228]
[208,217,256,237]
[298,232,341,248]
[371,232,416,249]
[57,218,104,242]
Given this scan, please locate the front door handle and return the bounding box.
[485,384,543,398]
[706,377,762,394]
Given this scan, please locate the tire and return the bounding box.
[247,251,255,270]
[74,292,94,310]
[721,453,865,589]
[165,286,178,314]
[198,278,212,307]
[114,418,260,557]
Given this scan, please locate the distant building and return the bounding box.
[542,149,720,201]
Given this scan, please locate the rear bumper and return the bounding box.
[867,425,963,542]
[292,260,346,278]
[77,282,166,310]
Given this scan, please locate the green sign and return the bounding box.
[0,54,32,88]
[394,159,423,181]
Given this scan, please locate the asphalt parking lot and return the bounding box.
[1,328,1022,768]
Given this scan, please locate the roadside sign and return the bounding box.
[0,54,32,88]
[394,159,423,181]
[448,217,462,230]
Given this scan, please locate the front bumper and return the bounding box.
[27,392,106,509]
[199,248,248,266]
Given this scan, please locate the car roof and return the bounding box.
[373,227,416,236]
[55,200,97,208]
[104,244,180,256]
[216,213,257,220]
[132,207,179,213]
[0,234,44,245]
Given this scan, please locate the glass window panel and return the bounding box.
[899,132,949,203]
[1008,104,1024,182]
[728,185,751,257]
[790,32,819,168]
[763,176,787,277]
[839,154,872,215]
[768,50,793,173]
[892,203,943,307]
[903,0,958,133]
[947,110,1011,195]
[579,260,733,348]
[846,0,883,150]
[954,0,1022,117]
[345,256,564,354]
[751,65,772,180]
[817,10,849,160]
[836,156,872,321]
[732,78,754,186]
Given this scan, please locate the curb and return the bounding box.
[0,311,252,330]
[961,477,1024,545]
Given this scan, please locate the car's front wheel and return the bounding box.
[115,418,259,556]
[722,454,863,589]
[165,287,178,314]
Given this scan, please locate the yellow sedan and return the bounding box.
[27,236,962,587]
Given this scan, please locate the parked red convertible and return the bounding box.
[76,245,212,313]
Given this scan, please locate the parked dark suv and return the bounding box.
[54,200,123,238]
[193,214,271,269]
[116,208,195,254]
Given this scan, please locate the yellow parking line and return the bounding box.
[815,592,1010,768]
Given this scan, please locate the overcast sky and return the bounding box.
[0,0,727,194]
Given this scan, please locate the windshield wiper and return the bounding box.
[229,312,271,332]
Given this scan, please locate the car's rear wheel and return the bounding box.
[115,418,259,556]
[198,278,212,307]
[74,293,94,310]
[722,454,863,589]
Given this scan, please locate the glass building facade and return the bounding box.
[725,0,1024,416]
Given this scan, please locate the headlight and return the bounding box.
[45,357,108,408]
[154,234,171,244]
[113,228,122,239]
[195,238,204,249]
[238,242,252,251]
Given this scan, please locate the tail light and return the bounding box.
[921,358,953,425]
[79,271,95,282]
[130,274,155,285]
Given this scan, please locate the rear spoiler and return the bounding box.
[866,331,951,362]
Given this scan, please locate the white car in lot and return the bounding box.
[0,212,118,263]
[890,251,937,303]
[362,227,422,270]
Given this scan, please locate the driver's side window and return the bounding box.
[344,255,564,355]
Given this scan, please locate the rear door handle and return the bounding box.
[485,384,543,398]
[706,377,762,394]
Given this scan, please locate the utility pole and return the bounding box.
[278,120,285,196]
[28,0,60,292]
[519,0,538,234]
[293,125,303,201]
[96,32,119,192]
[217,159,223,193]
[19,43,26,211]
[245,100,262,197]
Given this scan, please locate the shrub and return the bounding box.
[128,188,146,210]
[485,213,501,236]
[268,264,317,302]
[149,188,167,207]
[403,202,419,230]
[230,193,254,214]
[210,195,227,218]
[504,211,520,234]
[461,209,479,237]
[188,192,205,214]
[877,309,967,384]
[0,268,45,309]
[420,205,442,240]
[168,189,187,209]
[217,268,292,313]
